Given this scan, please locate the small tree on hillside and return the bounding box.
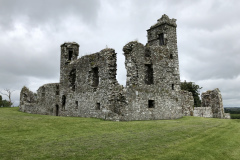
[181,81,202,107]
[0,89,14,107]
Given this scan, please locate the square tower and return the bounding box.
[146,14,180,91]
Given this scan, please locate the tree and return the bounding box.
[181,81,202,107]
[0,95,11,107]
[0,89,14,107]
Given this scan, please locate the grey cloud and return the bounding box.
[0,0,100,30]
[178,17,240,81]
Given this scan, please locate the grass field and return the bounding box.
[1,107,240,160]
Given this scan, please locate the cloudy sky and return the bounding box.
[0,0,239,107]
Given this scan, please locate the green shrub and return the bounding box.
[230,114,240,119]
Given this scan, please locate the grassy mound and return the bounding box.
[1,107,240,160]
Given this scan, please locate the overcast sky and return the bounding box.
[0,0,239,107]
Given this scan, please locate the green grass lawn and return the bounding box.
[1,107,240,160]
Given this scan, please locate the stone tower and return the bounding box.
[121,14,183,120]
[60,42,79,89]
[146,14,180,91]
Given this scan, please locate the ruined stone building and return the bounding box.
[19,14,230,120]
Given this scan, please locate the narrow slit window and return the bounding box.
[69,69,76,91]
[172,84,174,90]
[170,54,173,59]
[145,64,153,85]
[62,95,66,110]
[92,67,99,87]
[159,33,164,46]
[56,85,59,95]
[96,103,100,110]
[148,100,155,108]
[75,101,78,109]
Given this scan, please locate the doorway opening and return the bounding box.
[56,105,59,116]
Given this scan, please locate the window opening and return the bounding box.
[145,64,153,85]
[56,105,59,116]
[68,50,73,61]
[159,33,164,46]
[69,69,76,91]
[170,54,173,59]
[172,84,174,90]
[75,101,78,109]
[96,103,100,110]
[62,95,66,110]
[92,67,99,87]
[56,85,59,95]
[23,93,28,102]
[148,100,155,108]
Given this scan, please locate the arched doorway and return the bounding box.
[56,105,59,116]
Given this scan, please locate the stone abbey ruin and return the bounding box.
[19,14,230,120]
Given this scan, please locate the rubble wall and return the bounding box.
[193,88,230,119]
[19,86,37,113]
[193,107,213,118]
[36,83,60,115]
[179,90,194,116]
[201,88,228,119]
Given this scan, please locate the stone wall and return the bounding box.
[37,47,124,120]
[193,88,230,119]
[193,107,213,118]
[179,90,194,116]
[201,88,228,119]
[19,86,37,113]
[37,83,60,115]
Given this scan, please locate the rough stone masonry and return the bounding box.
[19,14,230,120]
